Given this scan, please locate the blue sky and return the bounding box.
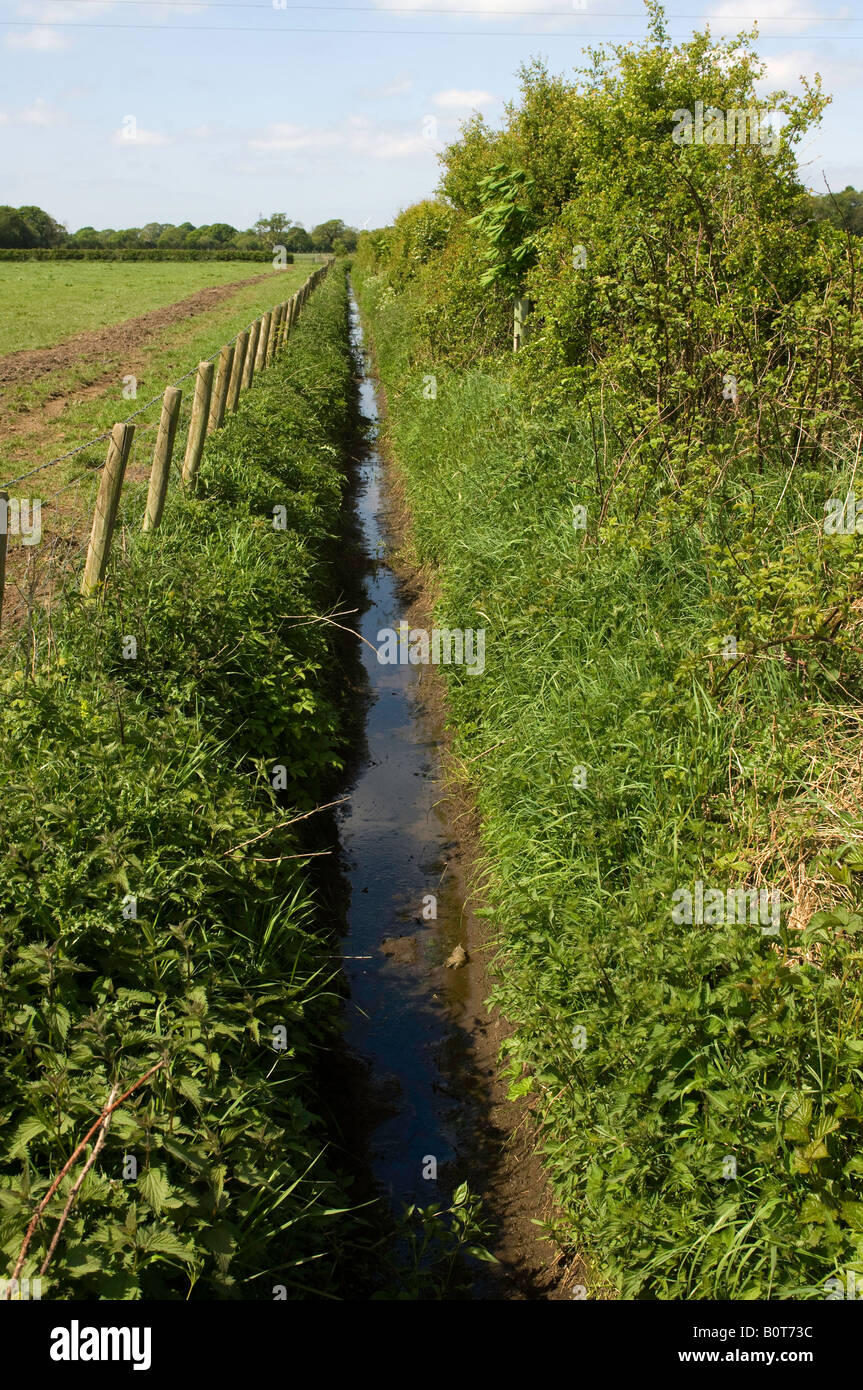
[1,0,862,232]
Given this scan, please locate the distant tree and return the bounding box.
[157,225,186,248]
[285,225,312,253]
[0,207,39,248]
[253,213,292,242]
[138,221,166,246]
[201,222,239,245]
[106,228,140,248]
[807,185,863,235]
[68,226,101,248]
[16,204,67,246]
[310,218,349,251]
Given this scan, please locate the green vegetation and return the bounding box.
[0,269,357,1299]
[0,206,358,255]
[355,8,863,1299]
[806,186,863,236]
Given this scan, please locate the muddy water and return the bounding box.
[335,289,477,1215]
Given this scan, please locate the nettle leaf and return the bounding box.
[137,1167,172,1215]
[202,1222,237,1257]
[137,1227,195,1263]
[176,1076,204,1110]
[782,1092,813,1142]
[840,1202,863,1232]
[63,1245,104,1277]
[44,1002,71,1040]
[99,1270,142,1300]
[7,1116,46,1159]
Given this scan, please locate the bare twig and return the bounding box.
[4,1060,165,1295]
[221,797,349,856]
[38,1085,118,1280]
[284,609,381,657]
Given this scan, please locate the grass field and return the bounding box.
[0,261,289,356]
[0,263,308,481]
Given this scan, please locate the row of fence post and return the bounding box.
[0,259,333,626]
[77,259,331,600]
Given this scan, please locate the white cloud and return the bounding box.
[0,97,62,125]
[250,124,344,154]
[359,76,415,100]
[4,26,68,51]
[20,97,60,125]
[250,117,435,161]
[757,48,861,93]
[373,0,563,11]
[432,88,495,110]
[110,124,172,147]
[19,1,117,19]
[707,0,851,37]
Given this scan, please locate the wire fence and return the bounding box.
[0,258,335,648]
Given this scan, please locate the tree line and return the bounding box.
[0,207,359,254]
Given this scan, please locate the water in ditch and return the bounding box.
[333,288,480,1219]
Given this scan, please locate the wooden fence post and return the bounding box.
[513,296,531,352]
[226,330,249,413]
[0,490,8,629]
[255,312,271,373]
[270,304,283,357]
[182,361,214,492]
[207,343,234,433]
[143,386,182,532]
[242,321,260,390]
[265,308,279,367]
[81,423,135,596]
[277,301,289,350]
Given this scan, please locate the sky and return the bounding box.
[1,0,862,233]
